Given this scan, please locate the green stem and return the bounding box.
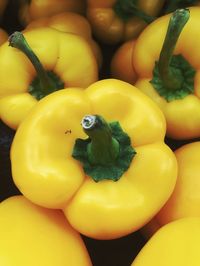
[9,31,55,95]
[82,115,119,166]
[158,9,190,91]
[73,114,136,181]
[126,4,155,23]
[114,0,156,23]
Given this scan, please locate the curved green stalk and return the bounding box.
[9,31,64,100]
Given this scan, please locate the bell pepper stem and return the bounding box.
[9,31,55,95]
[114,0,155,24]
[73,114,136,181]
[82,115,119,166]
[125,4,155,23]
[158,9,190,91]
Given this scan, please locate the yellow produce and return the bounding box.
[134,8,200,139]
[25,11,102,68]
[19,0,86,25]
[0,27,98,129]
[0,195,92,266]
[0,28,8,45]
[86,0,165,44]
[11,79,177,239]
[142,141,200,238]
[111,39,137,84]
[132,217,200,266]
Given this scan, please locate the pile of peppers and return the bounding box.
[1,1,200,265]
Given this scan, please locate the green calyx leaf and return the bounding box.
[28,71,64,100]
[9,31,65,100]
[72,121,136,182]
[150,54,196,102]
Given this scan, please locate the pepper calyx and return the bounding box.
[72,117,136,182]
[29,71,64,100]
[150,54,196,102]
[9,31,64,100]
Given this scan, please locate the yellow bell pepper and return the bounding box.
[0,0,7,18]
[0,27,98,130]
[111,39,137,84]
[142,141,200,238]
[25,11,102,68]
[133,8,200,140]
[11,79,177,240]
[19,0,86,26]
[0,28,8,45]
[86,0,165,44]
[0,195,92,266]
[132,217,200,266]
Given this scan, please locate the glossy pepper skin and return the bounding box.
[19,0,86,26]
[25,11,102,68]
[86,0,165,44]
[132,217,200,266]
[111,39,137,84]
[142,141,200,238]
[0,27,98,130]
[133,7,200,140]
[0,196,92,266]
[11,79,177,240]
